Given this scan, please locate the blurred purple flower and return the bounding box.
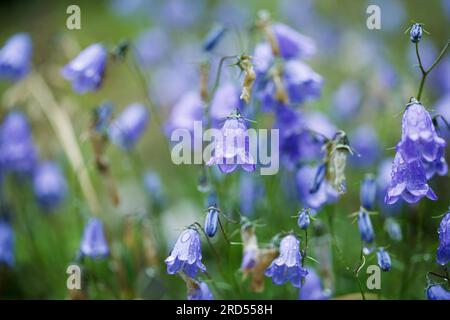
[134,28,169,67]
[265,234,308,288]
[80,218,109,258]
[437,212,450,266]
[298,269,329,300]
[272,23,316,59]
[332,81,362,120]
[108,103,149,150]
[33,162,67,210]
[385,152,437,204]
[165,91,204,135]
[213,1,250,27]
[209,82,241,127]
[239,173,264,216]
[0,219,14,267]
[0,112,38,175]
[357,210,374,244]
[427,284,450,300]
[187,280,214,300]
[360,174,377,211]
[349,126,380,167]
[158,0,204,28]
[296,165,338,211]
[385,218,402,241]
[376,247,391,271]
[0,33,32,81]
[253,42,273,76]
[202,25,227,52]
[206,110,255,173]
[61,43,107,94]
[143,170,165,209]
[431,58,450,96]
[165,228,206,278]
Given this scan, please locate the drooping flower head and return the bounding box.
[409,23,423,43]
[207,109,255,173]
[357,210,375,244]
[165,228,206,278]
[79,218,109,258]
[32,162,67,210]
[376,247,391,271]
[385,151,437,204]
[427,284,450,300]
[209,82,241,128]
[265,234,308,288]
[0,112,38,175]
[0,219,14,267]
[397,99,445,164]
[297,209,310,230]
[298,268,329,300]
[108,103,149,150]
[165,91,204,136]
[271,23,316,60]
[0,33,32,81]
[437,212,450,265]
[61,43,107,93]
[186,279,214,300]
[360,174,377,211]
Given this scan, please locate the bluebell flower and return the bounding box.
[376,248,391,271]
[134,28,169,67]
[165,228,206,278]
[203,25,227,52]
[271,23,316,59]
[265,234,308,287]
[206,110,255,173]
[349,126,380,167]
[357,210,375,244]
[377,158,403,215]
[409,23,423,43]
[385,218,402,241]
[0,33,32,81]
[296,165,338,211]
[32,162,67,210]
[187,280,214,300]
[204,206,219,238]
[143,171,165,210]
[298,269,329,300]
[239,173,264,216]
[397,100,445,164]
[165,91,204,136]
[0,219,14,267]
[61,43,107,94]
[108,103,149,150]
[297,209,310,230]
[79,218,109,258]
[360,174,377,211]
[437,212,450,265]
[332,81,362,120]
[427,284,450,300]
[0,112,37,175]
[209,82,241,128]
[253,42,273,76]
[385,152,437,204]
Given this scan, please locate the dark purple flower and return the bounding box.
[409,23,423,43]
[296,165,338,211]
[0,33,32,81]
[297,209,310,230]
[209,82,241,128]
[206,110,255,173]
[376,247,391,271]
[298,269,329,300]
[385,152,437,204]
[265,234,308,287]
[0,219,14,267]
[165,91,204,135]
[32,162,67,210]
[204,207,219,238]
[437,212,450,265]
[187,280,214,300]
[332,81,362,120]
[357,210,374,244]
[134,28,169,67]
[271,23,316,59]
[79,218,109,258]
[108,103,149,150]
[397,101,445,164]
[61,43,107,94]
[360,174,377,211]
[349,126,380,167]
[203,25,227,52]
[0,112,37,175]
[427,284,450,300]
[165,228,206,278]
